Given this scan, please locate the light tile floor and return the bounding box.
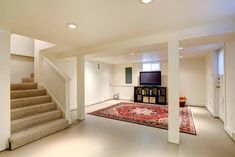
[1,100,235,157]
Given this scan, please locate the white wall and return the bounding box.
[112,61,168,101]
[34,39,56,83]
[53,57,77,109]
[11,34,34,57]
[85,61,113,106]
[180,58,206,106]
[112,59,206,106]
[112,63,140,101]
[42,58,67,112]
[11,55,34,83]
[224,41,235,140]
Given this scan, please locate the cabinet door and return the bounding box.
[157,87,167,104]
[134,87,143,102]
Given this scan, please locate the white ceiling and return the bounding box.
[0,0,235,49]
[85,43,220,64]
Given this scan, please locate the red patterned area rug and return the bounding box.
[88,102,196,135]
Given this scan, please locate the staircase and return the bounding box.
[9,73,69,150]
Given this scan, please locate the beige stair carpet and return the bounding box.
[9,74,69,150]
[22,77,34,83]
[11,95,52,109]
[11,83,37,91]
[11,102,56,120]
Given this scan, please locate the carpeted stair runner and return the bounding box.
[11,83,37,91]
[9,74,69,150]
[22,77,34,83]
[11,95,52,109]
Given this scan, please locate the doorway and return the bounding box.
[217,48,225,122]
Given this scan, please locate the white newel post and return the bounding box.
[168,40,180,144]
[34,45,40,83]
[34,48,43,85]
[77,55,85,120]
[0,29,11,151]
[65,79,71,124]
[37,52,43,85]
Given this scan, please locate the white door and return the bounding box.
[218,75,225,122]
[217,50,225,122]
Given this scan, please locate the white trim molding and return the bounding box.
[224,125,234,140]
[187,102,205,107]
[206,105,218,118]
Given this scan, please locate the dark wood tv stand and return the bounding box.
[134,86,167,105]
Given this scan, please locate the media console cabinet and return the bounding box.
[134,86,167,105]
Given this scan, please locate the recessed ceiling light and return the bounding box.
[66,23,77,29]
[141,0,153,4]
[180,55,183,58]
[131,53,135,56]
[97,57,101,60]
[178,47,184,50]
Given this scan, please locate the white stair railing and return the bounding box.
[41,57,71,124]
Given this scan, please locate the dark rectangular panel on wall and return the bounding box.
[125,67,132,84]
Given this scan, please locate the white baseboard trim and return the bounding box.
[205,106,218,117]
[234,131,235,141]
[224,125,234,140]
[187,102,205,107]
[119,97,133,101]
[70,106,77,111]
[85,99,112,107]
[119,98,133,101]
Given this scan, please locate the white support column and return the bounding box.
[77,55,85,120]
[168,40,180,144]
[0,29,11,151]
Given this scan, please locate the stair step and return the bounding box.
[22,78,34,83]
[11,89,46,99]
[11,83,37,91]
[11,103,57,120]
[11,110,63,134]
[9,118,69,150]
[31,73,34,78]
[11,95,51,109]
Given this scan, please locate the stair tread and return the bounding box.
[10,118,68,139]
[22,77,34,79]
[11,88,45,93]
[11,94,50,101]
[12,110,61,124]
[11,110,62,134]
[11,102,56,120]
[11,89,46,99]
[11,83,38,91]
[11,102,55,112]
[11,95,51,109]
[9,119,69,149]
[22,78,34,83]
[11,83,37,85]
[31,73,34,78]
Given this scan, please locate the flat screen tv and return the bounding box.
[140,71,161,86]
